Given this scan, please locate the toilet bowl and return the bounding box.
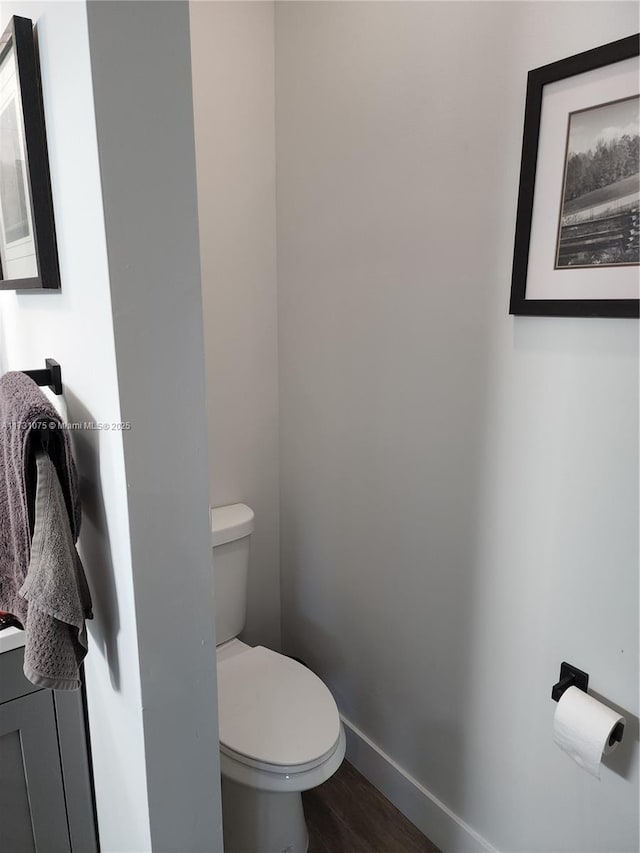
[212,506,345,853]
[217,639,345,853]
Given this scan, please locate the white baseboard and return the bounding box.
[340,714,498,853]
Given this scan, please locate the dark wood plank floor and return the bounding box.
[303,760,441,853]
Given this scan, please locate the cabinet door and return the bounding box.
[0,691,71,853]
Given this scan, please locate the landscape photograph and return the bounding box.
[555,94,639,268]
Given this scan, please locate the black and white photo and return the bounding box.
[0,27,37,280]
[555,95,639,269]
[510,33,640,317]
[0,99,30,245]
[0,15,59,290]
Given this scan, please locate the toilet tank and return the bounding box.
[211,503,254,646]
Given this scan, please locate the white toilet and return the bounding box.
[212,503,345,853]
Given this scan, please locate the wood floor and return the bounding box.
[303,761,441,853]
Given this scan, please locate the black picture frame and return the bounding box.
[509,34,639,318]
[0,15,60,291]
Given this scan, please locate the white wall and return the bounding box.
[0,2,223,850]
[275,3,639,852]
[191,1,281,649]
[0,3,150,848]
[86,3,223,849]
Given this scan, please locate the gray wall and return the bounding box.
[0,1,223,849]
[0,2,151,848]
[86,2,223,850]
[275,3,639,852]
[190,1,281,649]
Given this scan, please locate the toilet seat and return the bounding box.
[220,724,346,795]
[217,646,341,769]
[220,739,338,775]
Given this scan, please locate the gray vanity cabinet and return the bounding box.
[0,691,70,851]
[0,647,97,853]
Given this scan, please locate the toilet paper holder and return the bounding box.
[551,661,589,702]
[552,661,624,746]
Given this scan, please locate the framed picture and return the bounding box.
[510,34,639,318]
[0,15,60,291]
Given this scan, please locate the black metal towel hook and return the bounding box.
[23,358,62,395]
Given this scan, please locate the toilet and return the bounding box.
[212,503,345,853]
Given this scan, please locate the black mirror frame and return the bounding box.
[0,15,60,291]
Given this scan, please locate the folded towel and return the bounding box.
[0,371,81,627]
[20,451,92,689]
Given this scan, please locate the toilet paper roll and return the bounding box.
[553,686,625,778]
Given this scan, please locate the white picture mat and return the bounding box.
[527,55,639,301]
[0,46,37,280]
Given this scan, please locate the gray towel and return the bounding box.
[0,371,81,626]
[20,452,92,690]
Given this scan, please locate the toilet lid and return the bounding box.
[217,646,341,767]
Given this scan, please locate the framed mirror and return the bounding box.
[0,15,60,291]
